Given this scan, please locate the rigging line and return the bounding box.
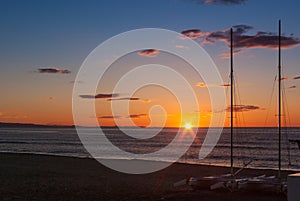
[233,74,256,166]
[233,74,251,167]
[222,75,231,166]
[282,78,292,166]
[234,73,246,127]
[263,75,277,128]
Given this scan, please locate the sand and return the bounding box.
[0,153,294,201]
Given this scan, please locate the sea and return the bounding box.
[1,126,300,171]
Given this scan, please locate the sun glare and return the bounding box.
[184,123,192,130]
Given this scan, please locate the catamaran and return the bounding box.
[175,20,288,192]
[174,27,249,191]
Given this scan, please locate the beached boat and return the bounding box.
[175,20,289,192]
[175,27,249,191]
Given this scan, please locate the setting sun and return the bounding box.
[184,123,192,130]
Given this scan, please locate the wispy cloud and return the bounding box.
[196,82,207,87]
[127,114,147,119]
[220,49,245,58]
[97,114,147,119]
[107,97,140,101]
[226,104,261,112]
[37,68,71,74]
[279,77,288,81]
[0,112,28,119]
[80,93,119,99]
[220,84,231,87]
[70,80,84,84]
[181,29,208,39]
[138,49,159,57]
[176,45,188,49]
[189,0,246,5]
[204,0,246,5]
[288,85,297,89]
[98,115,122,119]
[196,82,231,87]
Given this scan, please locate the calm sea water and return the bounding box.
[1,127,300,170]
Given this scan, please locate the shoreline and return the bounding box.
[0,150,298,172]
[0,152,296,201]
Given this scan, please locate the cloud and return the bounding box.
[97,114,147,119]
[196,82,231,87]
[141,99,152,103]
[288,85,296,89]
[220,49,245,58]
[70,80,84,84]
[0,112,28,119]
[280,77,288,81]
[189,0,246,5]
[220,84,231,87]
[196,82,206,87]
[98,115,122,119]
[127,114,147,119]
[138,49,159,57]
[37,68,71,74]
[175,45,189,49]
[107,97,140,101]
[181,29,208,39]
[80,93,119,99]
[182,25,300,57]
[226,104,261,112]
[206,25,300,50]
[293,76,300,80]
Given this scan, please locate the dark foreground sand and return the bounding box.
[0,153,295,201]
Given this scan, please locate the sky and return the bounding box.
[0,0,300,127]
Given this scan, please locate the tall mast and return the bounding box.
[278,20,282,179]
[230,28,234,176]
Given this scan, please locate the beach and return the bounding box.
[0,153,294,201]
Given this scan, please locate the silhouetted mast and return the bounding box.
[278,20,282,179]
[230,28,234,176]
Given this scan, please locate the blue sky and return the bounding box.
[0,0,300,126]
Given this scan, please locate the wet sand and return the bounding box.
[0,153,294,201]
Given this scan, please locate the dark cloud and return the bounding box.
[127,114,147,119]
[288,85,296,89]
[206,25,300,50]
[138,49,159,57]
[107,97,140,101]
[226,104,261,112]
[37,68,71,74]
[80,93,119,99]
[97,114,147,119]
[182,25,300,56]
[189,0,246,5]
[98,115,122,119]
[293,76,300,80]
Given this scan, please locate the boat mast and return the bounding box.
[230,28,234,176]
[278,20,282,179]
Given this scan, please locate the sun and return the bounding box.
[184,123,192,130]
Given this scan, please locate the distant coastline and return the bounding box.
[1,122,299,129]
[0,122,75,128]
